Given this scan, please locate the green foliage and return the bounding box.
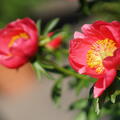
[51,77,63,105]
[43,18,60,35]
[69,77,96,95]
[75,112,87,120]
[69,87,99,120]
[70,99,87,110]
[36,19,42,36]
[69,74,120,120]
[33,61,54,80]
[78,0,90,15]
[111,90,120,103]
[91,1,120,21]
[91,71,120,119]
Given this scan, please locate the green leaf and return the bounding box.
[69,99,87,110]
[75,112,87,120]
[33,61,54,80]
[70,76,96,95]
[36,19,42,36]
[51,77,63,105]
[95,98,100,115]
[50,32,62,40]
[33,63,41,79]
[95,92,106,115]
[111,90,120,103]
[88,107,98,120]
[43,18,59,35]
[40,37,51,46]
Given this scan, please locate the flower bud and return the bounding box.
[46,32,62,50]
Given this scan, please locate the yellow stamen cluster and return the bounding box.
[87,38,117,74]
[8,33,29,47]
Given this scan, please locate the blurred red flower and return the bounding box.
[46,32,62,50]
[69,21,120,98]
[0,18,38,68]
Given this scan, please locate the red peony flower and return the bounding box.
[69,21,120,98]
[46,32,62,50]
[0,18,38,68]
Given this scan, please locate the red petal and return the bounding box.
[105,25,120,46]
[103,48,120,69]
[0,55,28,68]
[103,57,116,69]
[69,56,84,72]
[94,69,116,98]
[92,21,109,30]
[69,38,91,66]
[81,24,105,41]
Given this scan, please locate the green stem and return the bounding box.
[41,59,86,79]
[39,37,51,46]
[53,64,83,79]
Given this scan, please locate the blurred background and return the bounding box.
[0,0,120,120]
[0,0,120,27]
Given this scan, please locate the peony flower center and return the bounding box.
[8,33,29,47]
[87,38,117,74]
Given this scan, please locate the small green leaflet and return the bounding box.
[36,19,42,36]
[43,18,59,35]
